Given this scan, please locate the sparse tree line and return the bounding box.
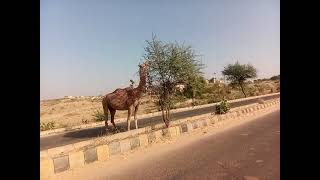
[143,34,279,127]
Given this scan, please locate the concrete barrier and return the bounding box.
[40,98,280,179]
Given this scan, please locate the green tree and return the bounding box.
[184,75,206,104]
[144,34,204,127]
[222,61,257,97]
[270,75,280,81]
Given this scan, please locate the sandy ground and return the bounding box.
[47,104,279,180]
[40,96,158,128]
[40,80,279,130]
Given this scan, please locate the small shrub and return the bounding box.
[215,98,230,114]
[270,75,280,81]
[258,86,264,93]
[40,121,55,131]
[191,100,201,106]
[92,110,105,122]
[81,117,89,124]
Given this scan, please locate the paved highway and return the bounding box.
[40,94,279,150]
[102,110,280,180]
[50,108,280,180]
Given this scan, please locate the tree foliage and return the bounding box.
[144,34,204,127]
[184,75,206,101]
[270,75,280,81]
[222,61,257,97]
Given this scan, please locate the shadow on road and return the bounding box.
[62,115,166,139]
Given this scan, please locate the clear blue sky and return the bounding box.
[41,0,280,100]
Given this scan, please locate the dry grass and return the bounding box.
[40,80,279,130]
[40,95,160,129]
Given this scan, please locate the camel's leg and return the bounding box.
[102,99,109,131]
[110,109,119,132]
[127,107,133,131]
[134,104,139,129]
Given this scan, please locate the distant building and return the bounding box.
[208,77,224,84]
[64,96,75,99]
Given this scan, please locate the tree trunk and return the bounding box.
[165,108,170,127]
[192,90,195,107]
[160,100,167,126]
[160,103,170,127]
[161,108,166,124]
[166,108,170,127]
[239,83,247,97]
[160,90,171,128]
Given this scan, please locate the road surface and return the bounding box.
[40,94,279,150]
[51,108,280,180]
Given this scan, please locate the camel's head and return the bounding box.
[138,60,150,71]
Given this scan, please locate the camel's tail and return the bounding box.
[102,97,109,121]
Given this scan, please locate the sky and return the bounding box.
[40,0,280,100]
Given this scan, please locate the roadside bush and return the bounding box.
[40,121,55,131]
[215,98,230,114]
[92,110,106,122]
[191,100,202,106]
[207,95,220,104]
[81,117,89,124]
[247,87,257,96]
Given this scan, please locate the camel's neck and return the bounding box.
[133,68,146,97]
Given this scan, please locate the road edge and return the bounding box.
[40,98,280,179]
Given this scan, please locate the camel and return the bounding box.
[102,61,149,131]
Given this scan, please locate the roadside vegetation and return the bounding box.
[215,98,231,114]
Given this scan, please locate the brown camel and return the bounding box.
[102,61,149,131]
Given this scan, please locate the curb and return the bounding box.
[40,98,280,179]
[40,93,280,137]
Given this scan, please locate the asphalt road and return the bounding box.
[100,110,280,180]
[40,94,279,151]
